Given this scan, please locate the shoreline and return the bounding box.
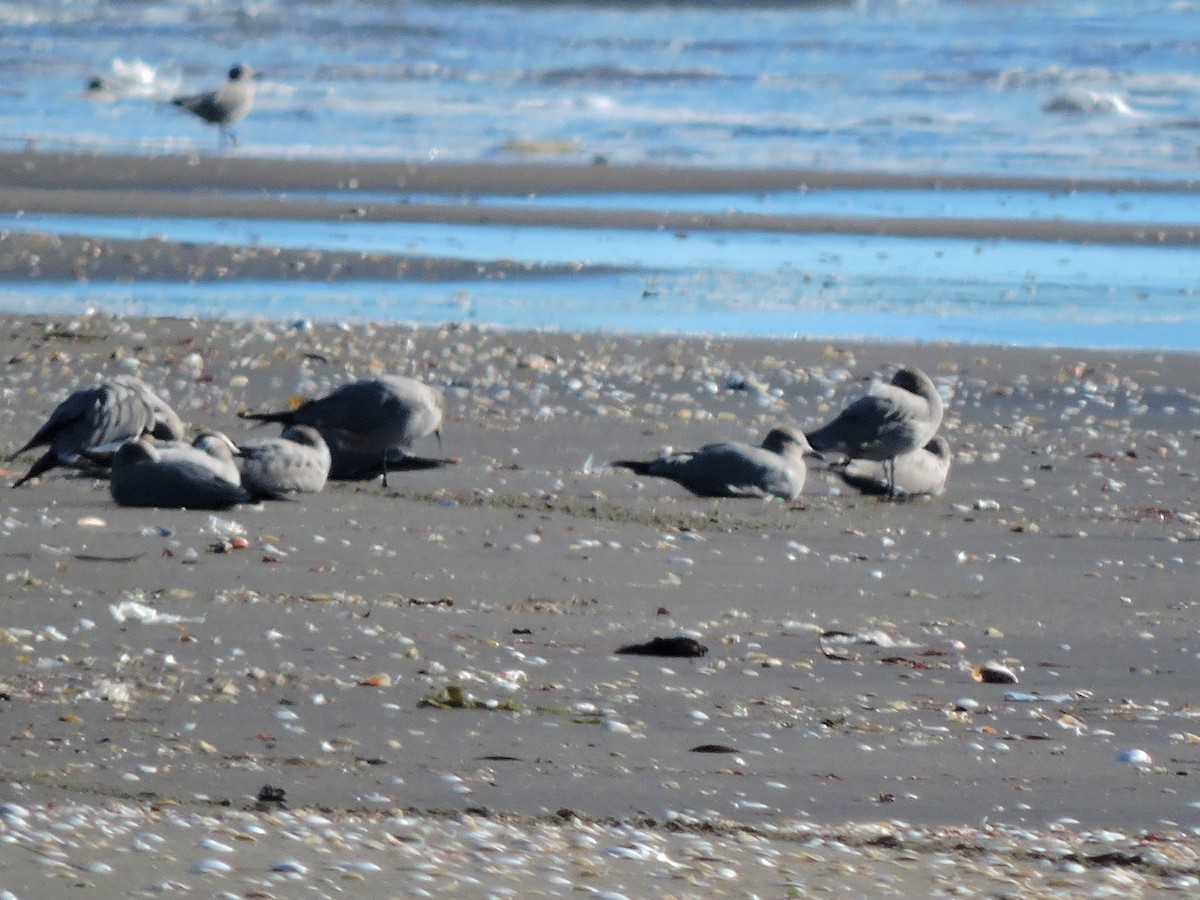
[6,149,1200,195]
[3,150,1199,247]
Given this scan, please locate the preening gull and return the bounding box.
[9,376,184,487]
[240,374,444,487]
[806,366,943,496]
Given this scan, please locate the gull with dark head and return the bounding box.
[611,426,820,501]
[172,64,259,148]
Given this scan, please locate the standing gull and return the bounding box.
[237,425,332,498]
[611,427,820,501]
[109,440,251,510]
[9,376,185,487]
[171,64,259,148]
[837,435,952,498]
[239,374,444,487]
[806,366,943,497]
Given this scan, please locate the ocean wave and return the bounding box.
[535,64,728,87]
[1042,89,1142,117]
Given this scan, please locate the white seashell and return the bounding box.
[1116,748,1152,765]
[190,859,232,875]
[0,803,30,821]
[270,859,308,874]
[206,516,246,539]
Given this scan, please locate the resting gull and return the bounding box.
[611,426,819,501]
[805,366,943,496]
[109,440,250,510]
[837,435,952,498]
[237,425,332,498]
[240,374,444,487]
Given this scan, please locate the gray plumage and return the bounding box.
[9,376,184,487]
[153,432,243,487]
[172,64,257,147]
[237,425,331,498]
[612,426,819,500]
[109,440,250,509]
[240,374,444,485]
[806,366,943,495]
[318,444,457,483]
[838,435,952,498]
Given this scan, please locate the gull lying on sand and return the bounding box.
[240,374,444,487]
[9,376,184,487]
[806,366,943,497]
[85,432,242,487]
[237,425,332,498]
[109,440,250,510]
[837,435,952,498]
[154,432,243,487]
[611,427,820,501]
[172,64,259,148]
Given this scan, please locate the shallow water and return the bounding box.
[2,0,1199,349]
[4,0,1199,178]
[7,210,1199,349]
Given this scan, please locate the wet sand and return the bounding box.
[1,152,1199,895]
[4,150,1200,246]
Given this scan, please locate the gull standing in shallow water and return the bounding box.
[805,366,944,497]
[171,64,259,148]
[837,435,952,498]
[8,376,184,487]
[109,440,251,510]
[611,427,821,501]
[239,375,444,487]
[236,425,332,499]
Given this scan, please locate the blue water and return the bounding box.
[5,0,1199,176]
[2,1,1199,349]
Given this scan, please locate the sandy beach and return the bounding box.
[1,152,1199,896]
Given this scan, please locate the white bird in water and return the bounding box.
[109,440,251,510]
[806,366,944,497]
[8,376,184,487]
[611,426,820,501]
[837,435,952,499]
[240,374,445,487]
[237,425,332,498]
[171,64,259,148]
